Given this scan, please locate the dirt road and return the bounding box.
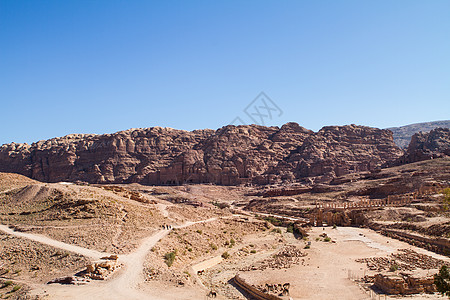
[0,224,110,260]
[24,217,218,299]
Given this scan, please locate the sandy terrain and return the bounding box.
[238,226,450,300]
[1,169,450,300]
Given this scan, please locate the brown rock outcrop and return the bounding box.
[0,123,403,185]
[286,125,404,183]
[400,127,450,163]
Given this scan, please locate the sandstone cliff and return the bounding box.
[0,123,405,185]
[399,127,450,164]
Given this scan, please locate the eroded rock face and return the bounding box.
[286,125,404,183]
[0,123,403,185]
[400,127,450,163]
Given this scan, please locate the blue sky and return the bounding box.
[1,0,449,145]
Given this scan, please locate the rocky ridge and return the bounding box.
[387,120,450,149]
[1,122,447,186]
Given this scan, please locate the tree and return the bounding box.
[434,265,450,298]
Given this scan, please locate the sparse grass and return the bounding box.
[272,228,281,234]
[229,238,235,247]
[2,281,13,288]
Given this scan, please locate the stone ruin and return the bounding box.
[356,249,446,295]
[240,245,306,271]
[47,256,120,285]
[357,249,446,273]
[83,259,120,280]
[373,273,436,295]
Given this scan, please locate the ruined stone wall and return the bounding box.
[382,229,450,255]
[374,274,436,295]
[233,274,283,300]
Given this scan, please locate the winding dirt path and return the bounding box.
[0,224,110,260]
[17,216,219,299]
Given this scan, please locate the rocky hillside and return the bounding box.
[387,120,450,149]
[399,127,450,164]
[0,123,406,185]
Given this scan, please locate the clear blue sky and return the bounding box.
[1,0,449,145]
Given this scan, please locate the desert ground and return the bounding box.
[1,158,450,299]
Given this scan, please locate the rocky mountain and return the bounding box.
[387,120,450,149]
[399,127,450,164]
[0,123,410,186]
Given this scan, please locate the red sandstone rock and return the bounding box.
[400,127,450,163]
[0,123,404,185]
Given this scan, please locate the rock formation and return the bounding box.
[0,123,405,185]
[399,127,450,164]
[387,120,450,149]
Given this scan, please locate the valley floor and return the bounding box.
[2,220,449,300]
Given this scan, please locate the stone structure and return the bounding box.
[233,274,283,300]
[382,229,450,255]
[374,273,436,295]
[310,195,413,227]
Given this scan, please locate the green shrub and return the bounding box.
[12,285,21,292]
[389,264,399,272]
[212,201,230,209]
[250,250,257,254]
[188,248,192,252]
[442,188,450,210]
[210,244,218,250]
[286,224,294,233]
[304,245,310,249]
[435,265,450,297]
[164,250,177,267]
[324,237,331,242]
[264,216,282,226]
[230,238,235,247]
[196,229,202,234]
[3,280,13,288]
[221,251,230,259]
[272,228,281,234]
